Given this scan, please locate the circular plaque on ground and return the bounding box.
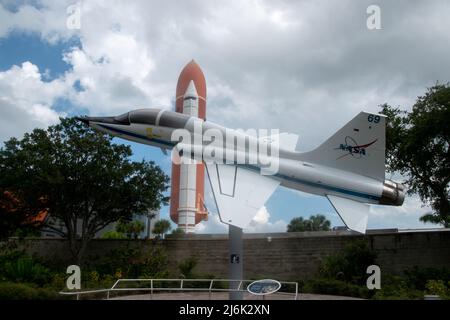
[247,279,281,296]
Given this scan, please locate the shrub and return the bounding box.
[404,266,450,291]
[178,257,198,279]
[89,271,100,283]
[372,275,423,300]
[1,256,52,286]
[102,275,116,288]
[0,282,59,300]
[48,273,66,291]
[303,278,372,299]
[319,240,377,285]
[94,245,169,279]
[94,247,139,276]
[140,246,169,278]
[425,280,449,298]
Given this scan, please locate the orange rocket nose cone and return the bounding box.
[176,60,206,101]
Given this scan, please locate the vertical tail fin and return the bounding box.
[301,112,386,181]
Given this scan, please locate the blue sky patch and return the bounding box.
[0,31,79,80]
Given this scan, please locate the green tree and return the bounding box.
[381,84,450,227]
[116,220,145,239]
[0,118,169,263]
[171,227,185,235]
[309,214,331,231]
[287,217,308,232]
[101,230,126,240]
[152,219,172,239]
[287,214,331,232]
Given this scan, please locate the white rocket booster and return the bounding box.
[177,80,199,233]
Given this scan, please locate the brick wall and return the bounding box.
[9,229,450,281]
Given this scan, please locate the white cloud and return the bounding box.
[0,2,77,43]
[252,206,270,225]
[369,194,437,230]
[0,61,65,141]
[195,204,287,234]
[1,1,449,144]
[245,206,288,233]
[0,0,448,231]
[195,212,227,234]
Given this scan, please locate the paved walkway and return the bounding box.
[109,292,362,300]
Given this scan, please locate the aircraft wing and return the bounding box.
[326,195,369,234]
[205,164,280,229]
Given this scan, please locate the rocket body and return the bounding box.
[170,61,208,232]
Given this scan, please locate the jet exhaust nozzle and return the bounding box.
[379,179,405,206]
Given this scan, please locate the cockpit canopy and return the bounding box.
[129,108,191,129]
[114,112,131,125]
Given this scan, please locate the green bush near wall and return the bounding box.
[300,240,450,300]
[303,278,372,299]
[0,250,53,286]
[0,282,60,300]
[1,240,449,300]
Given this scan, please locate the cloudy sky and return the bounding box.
[1,0,449,233]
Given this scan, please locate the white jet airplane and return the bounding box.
[77,107,404,234]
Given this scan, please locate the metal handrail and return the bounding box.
[59,278,298,300]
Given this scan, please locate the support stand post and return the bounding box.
[229,224,243,300]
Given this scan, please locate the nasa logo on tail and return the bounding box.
[335,136,378,160]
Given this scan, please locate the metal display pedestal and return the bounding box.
[229,224,243,300]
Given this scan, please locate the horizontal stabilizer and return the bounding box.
[327,195,369,234]
[206,164,279,229]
